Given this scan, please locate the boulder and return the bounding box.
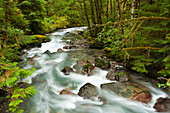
[153,97,170,112]
[78,83,99,99]
[95,58,111,69]
[101,82,151,103]
[61,66,74,75]
[106,67,130,82]
[60,90,75,96]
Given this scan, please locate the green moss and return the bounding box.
[116,72,128,77]
[103,47,112,52]
[83,63,93,69]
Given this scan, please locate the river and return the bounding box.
[22,27,169,113]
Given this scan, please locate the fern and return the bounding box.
[0,57,36,113]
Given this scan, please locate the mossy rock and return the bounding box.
[95,58,110,69]
[101,82,150,99]
[19,35,50,49]
[106,68,130,82]
[115,72,131,82]
[78,83,99,99]
[33,35,50,42]
[82,63,95,73]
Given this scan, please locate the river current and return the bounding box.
[22,27,169,113]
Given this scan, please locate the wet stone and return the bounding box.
[101,82,152,103]
[57,48,65,52]
[77,60,87,67]
[153,97,170,112]
[61,66,74,75]
[60,90,76,96]
[95,58,111,69]
[78,83,99,99]
[44,50,51,54]
[106,67,130,82]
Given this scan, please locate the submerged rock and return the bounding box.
[106,67,130,82]
[44,50,51,54]
[129,92,152,103]
[60,90,75,96]
[78,83,99,99]
[77,60,87,67]
[61,66,74,75]
[153,97,170,112]
[101,82,151,103]
[57,48,65,52]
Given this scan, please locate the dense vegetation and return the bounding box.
[0,0,76,112]
[0,0,169,112]
[77,0,170,91]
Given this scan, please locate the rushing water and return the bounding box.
[22,27,169,113]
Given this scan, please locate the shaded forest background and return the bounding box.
[0,0,170,112]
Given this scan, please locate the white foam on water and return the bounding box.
[22,27,169,113]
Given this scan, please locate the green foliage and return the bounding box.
[131,58,152,74]
[84,0,170,91]
[0,56,36,113]
[41,16,70,34]
[8,86,36,113]
[0,57,35,87]
[0,48,21,62]
[17,0,46,34]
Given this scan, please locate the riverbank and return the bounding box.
[0,34,50,113]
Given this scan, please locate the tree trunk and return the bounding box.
[136,0,140,17]
[110,0,113,17]
[3,0,9,47]
[116,0,124,36]
[113,0,116,18]
[94,0,100,24]
[89,0,97,37]
[131,0,135,28]
[78,1,86,22]
[83,0,93,37]
[99,0,102,24]
[90,0,96,25]
[106,0,109,21]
